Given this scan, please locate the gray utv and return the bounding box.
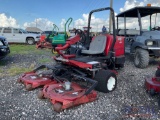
[116,6,160,68]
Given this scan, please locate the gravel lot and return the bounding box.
[1,49,160,120]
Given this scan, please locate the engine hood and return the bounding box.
[141,31,160,39]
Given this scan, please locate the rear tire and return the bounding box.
[27,38,35,45]
[94,70,117,93]
[134,48,149,68]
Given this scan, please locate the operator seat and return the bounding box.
[81,35,107,54]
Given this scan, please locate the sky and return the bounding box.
[0,0,160,31]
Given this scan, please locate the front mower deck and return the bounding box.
[18,65,57,90]
[39,82,97,112]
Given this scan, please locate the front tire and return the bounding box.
[94,70,117,93]
[134,48,149,68]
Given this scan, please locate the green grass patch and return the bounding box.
[7,64,35,76]
[0,60,7,66]
[0,69,3,73]
[39,58,52,63]
[9,44,52,55]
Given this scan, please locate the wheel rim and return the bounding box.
[52,49,57,54]
[107,76,116,91]
[27,39,34,44]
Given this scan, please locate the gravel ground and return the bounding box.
[1,50,160,120]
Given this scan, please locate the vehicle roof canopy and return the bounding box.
[116,6,160,17]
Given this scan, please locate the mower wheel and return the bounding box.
[149,89,156,96]
[26,84,32,91]
[38,90,45,99]
[94,70,117,93]
[51,48,57,54]
[158,98,160,109]
[155,69,160,77]
[134,48,149,68]
[53,103,62,112]
[17,78,22,83]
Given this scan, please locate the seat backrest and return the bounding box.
[89,35,107,53]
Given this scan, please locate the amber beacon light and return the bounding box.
[147,4,151,7]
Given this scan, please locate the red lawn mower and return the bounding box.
[19,7,125,112]
[36,24,59,49]
[145,65,160,107]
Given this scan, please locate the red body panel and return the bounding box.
[36,41,52,49]
[104,34,125,57]
[42,82,97,110]
[40,35,46,42]
[145,76,160,92]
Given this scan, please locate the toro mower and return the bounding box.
[36,24,59,49]
[19,7,125,112]
[145,65,160,107]
[51,17,73,54]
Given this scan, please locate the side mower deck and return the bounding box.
[18,65,57,90]
[144,66,160,108]
[38,82,97,112]
[145,76,160,93]
[36,41,52,49]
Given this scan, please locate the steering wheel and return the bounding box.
[75,29,86,46]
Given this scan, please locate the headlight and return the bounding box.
[0,41,3,45]
[1,48,6,52]
[146,41,153,46]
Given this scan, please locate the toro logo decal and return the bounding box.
[118,37,122,43]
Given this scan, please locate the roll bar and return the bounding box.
[87,7,116,52]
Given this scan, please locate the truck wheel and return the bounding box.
[27,38,35,45]
[134,48,149,68]
[94,70,117,93]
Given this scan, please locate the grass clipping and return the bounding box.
[7,63,35,76]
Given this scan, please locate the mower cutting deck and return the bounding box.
[145,65,160,107]
[145,65,160,95]
[38,81,97,112]
[18,65,57,90]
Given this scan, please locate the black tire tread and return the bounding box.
[155,69,160,77]
[27,38,35,45]
[94,70,117,93]
[134,48,149,68]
